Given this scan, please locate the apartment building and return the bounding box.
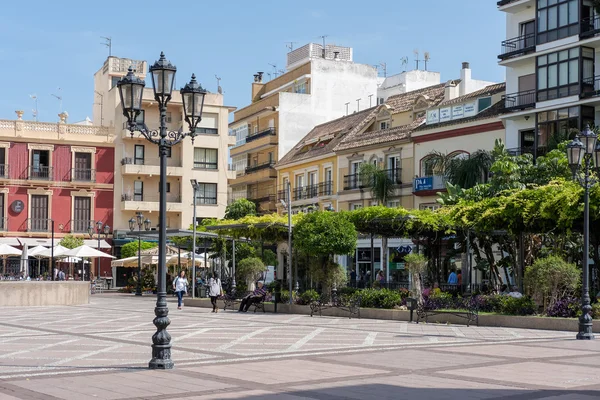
[228,43,378,213]
[498,0,600,156]
[412,83,506,210]
[0,112,115,275]
[92,56,234,238]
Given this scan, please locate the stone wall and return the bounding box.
[0,282,89,307]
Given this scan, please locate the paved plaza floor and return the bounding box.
[0,294,599,399]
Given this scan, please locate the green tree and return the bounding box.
[404,253,428,305]
[120,241,157,258]
[59,234,84,249]
[359,163,395,205]
[224,198,257,220]
[524,255,580,311]
[295,211,356,295]
[427,149,492,190]
[236,257,265,287]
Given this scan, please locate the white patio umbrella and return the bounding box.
[0,244,22,275]
[28,245,47,277]
[37,245,70,258]
[64,245,115,280]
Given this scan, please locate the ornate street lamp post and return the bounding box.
[89,221,110,280]
[566,125,599,340]
[118,52,206,369]
[130,213,151,296]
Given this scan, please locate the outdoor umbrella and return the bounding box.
[36,245,70,258]
[0,244,22,275]
[28,245,48,277]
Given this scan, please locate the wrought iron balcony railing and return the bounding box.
[70,168,96,183]
[581,15,600,38]
[121,193,182,203]
[581,76,600,99]
[27,166,53,181]
[27,218,51,232]
[245,161,275,174]
[501,89,536,112]
[0,164,7,179]
[383,168,402,184]
[71,219,94,233]
[343,174,365,190]
[498,33,535,60]
[246,127,276,143]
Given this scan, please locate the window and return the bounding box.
[73,152,92,181]
[30,195,48,231]
[268,152,273,163]
[380,121,390,130]
[537,47,590,101]
[0,193,4,230]
[134,110,145,127]
[537,106,594,151]
[166,182,171,193]
[31,149,50,180]
[232,125,248,146]
[378,98,384,105]
[134,145,145,165]
[421,156,436,176]
[134,181,143,201]
[232,155,247,173]
[196,127,218,135]
[295,174,304,189]
[195,183,217,204]
[478,97,492,111]
[166,112,172,123]
[387,155,401,183]
[351,203,363,210]
[323,167,333,195]
[387,200,400,208]
[520,130,536,151]
[73,197,91,233]
[308,171,318,197]
[0,148,5,178]
[293,81,307,94]
[420,203,441,211]
[111,76,120,88]
[537,0,578,44]
[193,148,218,169]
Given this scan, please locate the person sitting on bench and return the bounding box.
[238,282,266,312]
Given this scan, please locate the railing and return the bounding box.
[581,15,600,38]
[498,33,535,60]
[27,166,53,180]
[501,89,536,111]
[121,193,182,202]
[581,76,600,98]
[383,168,402,184]
[71,219,94,233]
[319,181,334,196]
[246,127,277,143]
[248,189,276,203]
[343,174,364,190]
[70,168,96,183]
[0,217,7,231]
[195,127,218,135]
[121,157,181,167]
[0,119,112,136]
[27,218,51,232]
[0,165,8,179]
[290,181,334,201]
[277,189,289,203]
[245,161,275,174]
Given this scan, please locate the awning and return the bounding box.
[11,238,111,249]
[0,237,21,246]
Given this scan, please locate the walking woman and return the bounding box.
[208,273,222,313]
[173,270,188,310]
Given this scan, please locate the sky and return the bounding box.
[0,0,506,124]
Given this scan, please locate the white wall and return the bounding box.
[377,70,441,102]
[277,58,378,160]
[504,119,534,149]
[506,7,535,39]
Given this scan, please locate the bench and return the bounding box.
[416,297,479,327]
[310,293,361,319]
[221,290,266,313]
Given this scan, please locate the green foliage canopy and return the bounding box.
[224,198,257,220]
[59,235,84,249]
[120,241,157,258]
[294,211,357,257]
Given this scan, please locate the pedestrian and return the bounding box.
[208,273,222,313]
[172,270,188,310]
[238,281,267,313]
[377,270,385,283]
[447,269,458,285]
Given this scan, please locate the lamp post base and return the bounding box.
[577,316,595,340]
[149,346,174,370]
[149,295,173,369]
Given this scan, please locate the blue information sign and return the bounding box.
[414,177,433,191]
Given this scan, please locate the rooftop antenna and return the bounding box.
[101,36,112,57]
[30,94,38,122]
[268,63,278,78]
[285,41,298,52]
[379,62,387,77]
[215,75,222,94]
[414,49,420,70]
[424,51,431,71]
[318,35,329,58]
[51,88,63,113]
[266,72,272,81]
[400,57,409,72]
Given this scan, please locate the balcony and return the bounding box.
[343,174,365,190]
[120,157,183,176]
[120,193,183,212]
[246,127,276,143]
[581,15,600,39]
[70,168,96,183]
[383,168,402,185]
[501,90,536,112]
[247,188,276,203]
[498,33,535,60]
[497,0,533,13]
[290,181,335,201]
[0,165,8,179]
[246,161,275,174]
[27,166,53,181]
[581,76,600,99]
[27,218,51,233]
[0,217,7,232]
[71,219,94,234]
[413,175,447,195]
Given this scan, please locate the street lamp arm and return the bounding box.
[126,126,192,146]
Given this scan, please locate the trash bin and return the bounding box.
[199,286,207,298]
[406,297,417,322]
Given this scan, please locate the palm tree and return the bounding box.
[425,150,492,189]
[359,163,395,205]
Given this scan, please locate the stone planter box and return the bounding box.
[184,297,600,332]
[0,281,89,306]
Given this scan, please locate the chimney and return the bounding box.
[251,71,265,101]
[444,80,458,101]
[460,62,471,96]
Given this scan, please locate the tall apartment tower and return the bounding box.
[498,0,600,156]
[228,43,378,213]
[93,56,235,243]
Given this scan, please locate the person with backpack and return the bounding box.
[208,273,222,313]
[172,270,188,310]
